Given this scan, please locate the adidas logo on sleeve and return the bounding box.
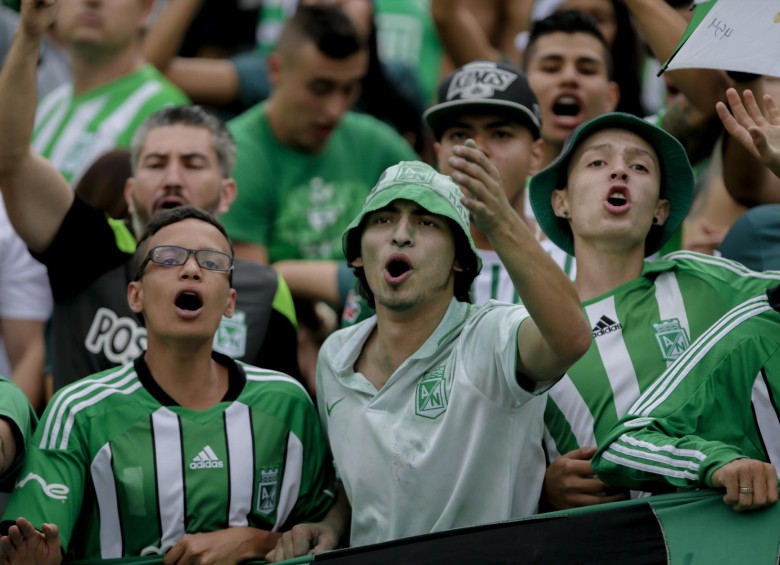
[189,445,224,470]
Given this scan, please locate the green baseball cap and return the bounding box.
[342,161,482,276]
[529,112,694,257]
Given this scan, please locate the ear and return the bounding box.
[268,52,283,88]
[128,281,144,314]
[653,198,671,226]
[453,258,465,273]
[529,138,545,175]
[606,81,620,113]
[551,189,570,218]
[223,288,237,319]
[350,256,363,268]
[139,0,155,31]
[216,178,238,216]
[124,177,136,215]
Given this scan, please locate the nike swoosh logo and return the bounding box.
[326,396,346,416]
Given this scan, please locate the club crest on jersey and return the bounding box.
[415,366,448,419]
[653,318,690,361]
[213,310,247,358]
[257,466,279,515]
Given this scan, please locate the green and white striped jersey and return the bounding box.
[32,64,189,185]
[593,290,780,490]
[1,354,334,561]
[544,252,780,461]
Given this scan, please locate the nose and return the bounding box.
[559,62,580,85]
[468,133,490,156]
[610,164,628,181]
[392,215,414,247]
[323,92,352,123]
[179,252,202,280]
[162,161,185,187]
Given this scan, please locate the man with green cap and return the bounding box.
[265,154,591,559]
[530,112,780,510]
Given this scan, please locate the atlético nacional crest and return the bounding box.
[257,466,279,515]
[415,366,448,419]
[213,310,247,358]
[653,318,690,361]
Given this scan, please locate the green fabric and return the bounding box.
[272,272,298,328]
[220,103,417,263]
[0,379,37,490]
[107,218,136,254]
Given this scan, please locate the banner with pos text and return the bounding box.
[69,488,780,564]
[662,0,780,78]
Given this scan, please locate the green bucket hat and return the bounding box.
[529,112,694,257]
[342,161,482,276]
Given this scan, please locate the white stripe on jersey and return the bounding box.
[48,97,107,172]
[41,362,138,449]
[33,85,72,147]
[273,432,304,531]
[586,297,640,417]
[653,272,690,366]
[152,408,186,553]
[600,442,700,481]
[752,371,780,475]
[547,375,596,452]
[632,296,771,416]
[92,443,122,559]
[663,251,780,281]
[242,365,313,403]
[225,402,254,527]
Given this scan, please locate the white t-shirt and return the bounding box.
[317,298,547,546]
[0,200,52,377]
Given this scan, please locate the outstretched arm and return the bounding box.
[447,140,591,382]
[143,0,241,105]
[717,85,780,204]
[0,0,73,253]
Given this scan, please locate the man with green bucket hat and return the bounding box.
[530,112,780,510]
[265,155,591,559]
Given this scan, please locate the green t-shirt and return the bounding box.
[32,64,189,184]
[221,102,417,262]
[594,290,780,490]
[2,355,334,561]
[544,251,780,460]
[0,378,36,492]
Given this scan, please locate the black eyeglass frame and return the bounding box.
[134,245,234,281]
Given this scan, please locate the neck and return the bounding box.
[143,340,227,410]
[574,241,646,301]
[264,96,289,145]
[542,139,564,169]
[359,297,451,390]
[71,44,143,95]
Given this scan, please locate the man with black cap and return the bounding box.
[530,112,780,510]
[266,156,591,558]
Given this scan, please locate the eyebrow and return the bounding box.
[581,143,658,164]
[142,151,209,161]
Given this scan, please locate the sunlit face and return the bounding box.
[125,125,236,235]
[268,40,368,153]
[56,0,152,55]
[353,200,462,313]
[552,129,668,254]
[435,113,544,210]
[128,219,236,346]
[526,32,619,149]
[556,0,618,46]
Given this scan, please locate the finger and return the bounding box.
[163,541,184,565]
[717,102,762,159]
[741,89,768,127]
[763,93,780,124]
[725,88,751,125]
[7,527,23,550]
[0,536,15,558]
[564,446,598,461]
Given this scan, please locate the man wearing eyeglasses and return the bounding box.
[0,206,335,564]
[0,0,300,394]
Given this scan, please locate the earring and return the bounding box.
[562,211,570,219]
[652,217,659,225]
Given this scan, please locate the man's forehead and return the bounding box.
[150,219,230,249]
[139,126,215,156]
[529,32,608,63]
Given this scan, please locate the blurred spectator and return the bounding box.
[33,0,189,185]
[0,378,37,514]
[0,200,51,412]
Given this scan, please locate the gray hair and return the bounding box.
[130,105,236,178]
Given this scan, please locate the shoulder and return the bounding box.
[239,363,313,405]
[659,251,780,282]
